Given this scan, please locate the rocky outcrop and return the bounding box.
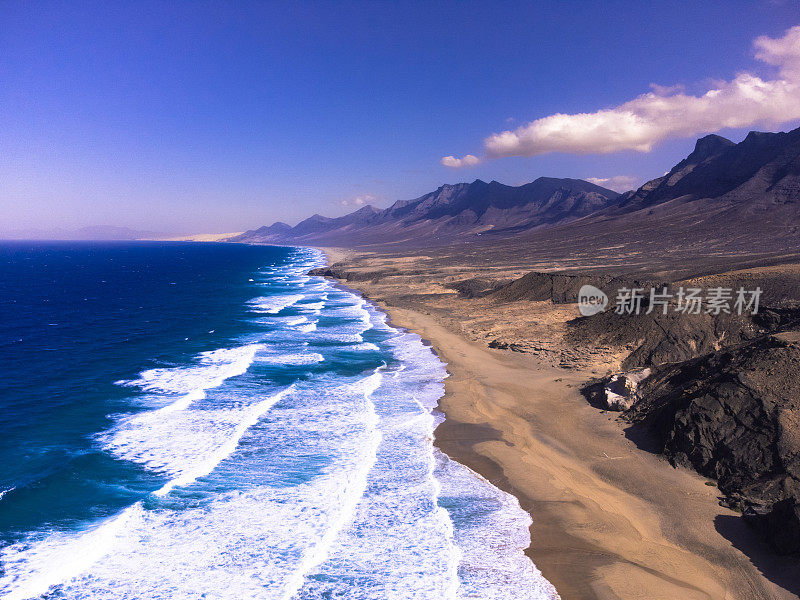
[575,297,800,553]
[753,498,800,555]
[445,277,513,298]
[567,309,765,369]
[488,339,526,352]
[603,369,651,411]
[622,334,800,553]
[307,266,397,282]
[489,271,659,305]
[567,303,800,369]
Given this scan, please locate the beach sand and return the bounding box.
[317,247,800,600]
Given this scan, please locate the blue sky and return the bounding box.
[2,1,799,234]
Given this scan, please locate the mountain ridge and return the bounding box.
[614,127,800,213]
[231,176,621,245]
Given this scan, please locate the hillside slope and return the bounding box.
[232,177,619,246]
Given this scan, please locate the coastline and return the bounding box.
[316,247,800,600]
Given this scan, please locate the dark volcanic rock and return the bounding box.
[488,339,525,352]
[445,277,513,298]
[490,271,659,305]
[623,334,800,553]
[307,267,338,277]
[567,309,764,369]
[752,498,800,554]
[307,266,396,282]
[568,303,800,369]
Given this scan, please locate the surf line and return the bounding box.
[278,368,385,599]
[1,385,294,600]
[155,384,295,496]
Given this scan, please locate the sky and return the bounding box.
[2,1,800,235]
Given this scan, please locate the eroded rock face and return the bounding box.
[603,369,651,411]
[624,335,800,553]
[567,309,766,369]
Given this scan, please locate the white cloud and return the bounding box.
[340,194,378,207]
[586,175,639,193]
[443,25,800,163]
[754,25,800,79]
[440,154,481,168]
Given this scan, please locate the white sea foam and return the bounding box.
[279,370,383,599]
[295,300,324,312]
[436,451,559,599]
[0,374,383,600]
[152,385,294,496]
[248,294,305,314]
[103,384,290,482]
[345,341,381,352]
[324,299,371,323]
[285,316,308,326]
[115,344,263,412]
[250,315,309,329]
[298,282,328,292]
[0,503,140,600]
[292,344,463,599]
[255,352,324,366]
[311,331,365,344]
[319,303,559,600]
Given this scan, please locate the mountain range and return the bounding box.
[231,178,620,245]
[234,125,800,251]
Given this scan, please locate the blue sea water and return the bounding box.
[0,241,558,600]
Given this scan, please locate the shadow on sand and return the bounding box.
[714,512,800,596]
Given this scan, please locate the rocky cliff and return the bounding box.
[625,333,800,553]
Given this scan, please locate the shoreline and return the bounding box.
[315,247,800,600]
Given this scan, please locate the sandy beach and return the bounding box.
[319,247,800,600]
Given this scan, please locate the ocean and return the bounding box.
[0,241,558,599]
